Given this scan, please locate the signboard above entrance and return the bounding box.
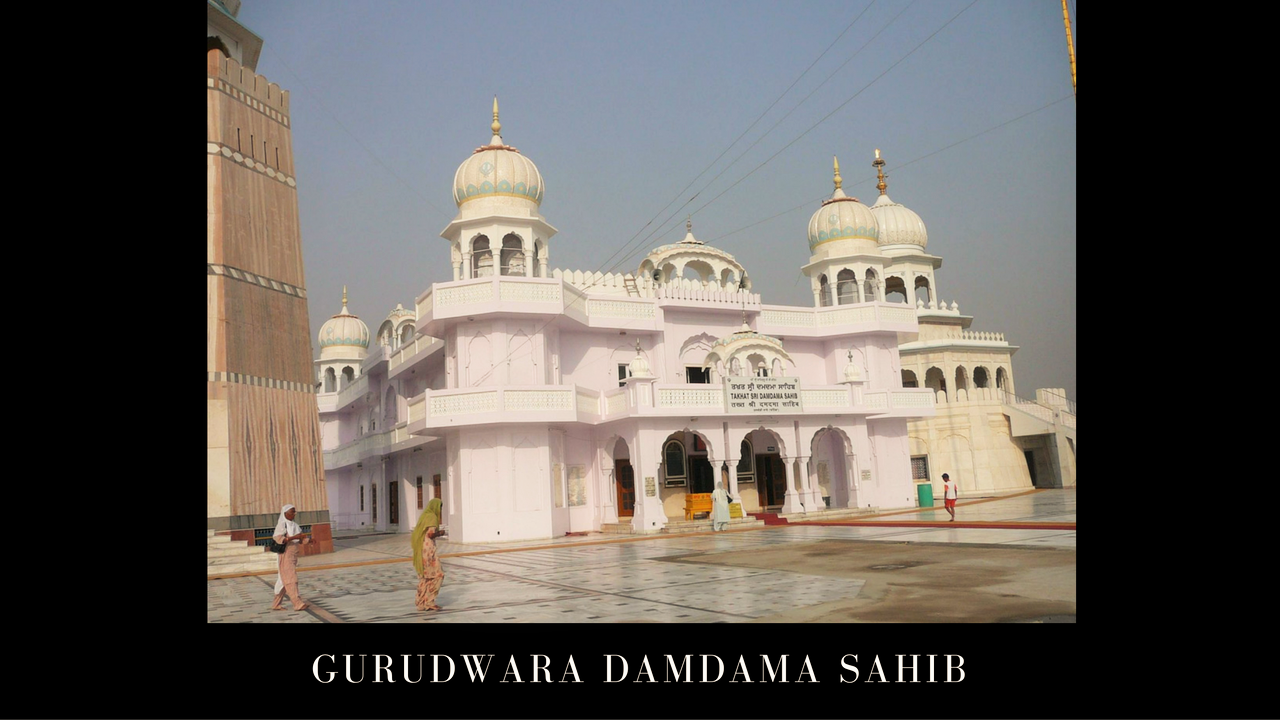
[724,377,803,414]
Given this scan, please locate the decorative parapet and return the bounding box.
[207,49,289,120]
[335,372,372,411]
[389,336,442,375]
[603,387,629,416]
[436,281,494,308]
[499,282,562,304]
[759,302,918,333]
[322,422,432,471]
[655,283,760,306]
[656,386,722,409]
[576,387,600,416]
[801,388,852,407]
[586,298,655,319]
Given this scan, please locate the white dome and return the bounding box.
[807,157,877,256]
[871,194,927,248]
[451,99,544,209]
[318,288,369,360]
[868,150,926,248]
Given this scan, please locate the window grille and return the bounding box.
[911,456,930,481]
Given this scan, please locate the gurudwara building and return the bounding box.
[316,102,1075,543]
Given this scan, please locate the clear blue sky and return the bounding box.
[236,0,1076,400]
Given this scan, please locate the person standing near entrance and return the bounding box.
[711,481,731,532]
[412,498,446,612]
[270,504,311,611]
[942,473,957,522]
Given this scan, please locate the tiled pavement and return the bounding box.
[207,489,1075,623]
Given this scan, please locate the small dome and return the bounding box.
[638,219,747,288]
[807,157,877,255]
[628,342,653,379]
[871,194,927,248]
[318,287,369,360]
[868,150,927,248]
[452,98,545,208]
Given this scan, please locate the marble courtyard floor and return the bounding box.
[207,489,1075,623]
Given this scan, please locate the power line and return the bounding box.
[588,1,879,278]
[261,44,453,225]
[703,92,1075,246]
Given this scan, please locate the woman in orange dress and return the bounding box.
[270,504,310,611]
[412,498,445,611]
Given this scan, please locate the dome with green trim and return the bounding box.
[452,98,545,208]
[318,286,370,360]
[807,156,878,256]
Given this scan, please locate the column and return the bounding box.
[801,454,824,510]
[780,456,804,514]
[524,237,534,277]
[461,251,472,280]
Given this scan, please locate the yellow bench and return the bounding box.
[684,493,712,520]
[685,494,745,521]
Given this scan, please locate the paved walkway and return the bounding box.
[207,489,1075,623]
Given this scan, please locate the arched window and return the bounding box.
[737,438,754,478]
[974,367,990,388]
[837,269,856,305]
[534,239,546,277]
[771,358,783,377]
[818,275,831,307]
[472,236,492,277]
[324,367,336,393]
[885,276,907,303]
[341,366,355,389]
[996,367,1008,392]
[385,386,397,422]
[501,234,524,276]
[730,357,742,376]
[863,269,878,302]
[664,439,686,479]
[915,276,931,305]
[925,367,947,394]
[955,366,969,392]
[902,369,918,388]
[400,324,413,346]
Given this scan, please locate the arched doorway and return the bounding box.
[612,438,635,517]
[745,428,787,509]
[663,431,716,494]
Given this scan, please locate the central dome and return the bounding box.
[452,98,545,208]
[807,156,878,256]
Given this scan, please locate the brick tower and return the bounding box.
[206,0,331,553]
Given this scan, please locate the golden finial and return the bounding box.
[342,285,348,307]
[491,96,501,136]
[833,156,843,190]
[872,148,887,195]
[686,216,692,233]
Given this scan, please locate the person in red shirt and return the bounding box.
[942,473,957,522]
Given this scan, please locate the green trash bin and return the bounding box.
[916,482,934,508]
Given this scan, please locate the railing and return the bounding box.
[800,388,852,407]
[389,336,441,373]
[323,422,425,470]
[759,302,918,330]
[335,372,372,410]
[999,391,1055,423]
[934,328,1006,343]
[603,387,629,416]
